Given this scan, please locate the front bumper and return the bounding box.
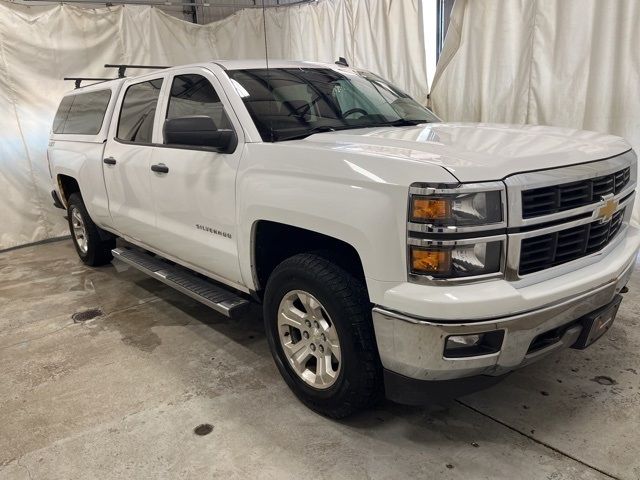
[372,235,638,383]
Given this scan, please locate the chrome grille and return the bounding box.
[521,167,631,218]
[519,209,625,275]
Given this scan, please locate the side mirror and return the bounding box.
[163,115,237,153]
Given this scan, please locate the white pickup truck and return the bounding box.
[48,60,639,417]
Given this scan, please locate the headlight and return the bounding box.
[410,183,504,227]
[407,182,506,282]
[409,238,504,279]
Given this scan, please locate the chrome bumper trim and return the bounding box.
[372,258,634,381]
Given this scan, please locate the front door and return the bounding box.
[103,77,164,243]
[149,68,244,286]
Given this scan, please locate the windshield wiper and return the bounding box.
[275,119,428,142]
[276,125,345,142]
[383,119,429,127]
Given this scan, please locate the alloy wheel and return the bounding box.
[71,207,88,254]
[277,290,341,389]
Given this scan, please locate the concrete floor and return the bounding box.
[1,240,639,480]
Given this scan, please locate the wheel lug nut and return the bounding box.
[305,320,311,327]
[319,345,324,353]
[313,321,319,328]
[303,331,309,339]
[310,343,316,351]
[321,333,326,341]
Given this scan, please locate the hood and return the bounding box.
[301,123,632,182]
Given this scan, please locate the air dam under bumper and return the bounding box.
[372,255,635,386]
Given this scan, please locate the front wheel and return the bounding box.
[67,193,115,266]
[263,253,382,418]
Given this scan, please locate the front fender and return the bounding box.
[236,142,457,301]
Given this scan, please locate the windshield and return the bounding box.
[227,67,439,142]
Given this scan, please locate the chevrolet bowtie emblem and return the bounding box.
[597,196,618,222]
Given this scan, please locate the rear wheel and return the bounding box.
[67,193,115,266]
[264,253,382,418]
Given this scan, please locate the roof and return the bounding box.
[66,59,348,94]
[212,59,340,70]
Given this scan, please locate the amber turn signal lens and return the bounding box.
[410,248,451,274]
[411,197,450,222]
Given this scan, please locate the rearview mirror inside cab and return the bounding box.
[163,115,237,153]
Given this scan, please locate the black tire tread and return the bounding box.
[266,253,382,418]
[67,193,115,266]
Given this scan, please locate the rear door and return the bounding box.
[103,76,165,243]
[149,67,244,286]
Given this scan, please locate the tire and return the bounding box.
[263,253,382,418]
[67,193,115,266]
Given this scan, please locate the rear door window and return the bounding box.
[117,79,164,143]
[53,90,111,135]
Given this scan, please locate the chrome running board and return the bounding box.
[112,247,249,318]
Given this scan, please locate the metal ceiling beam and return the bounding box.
[22,0,209,5]
[21,0,315,7]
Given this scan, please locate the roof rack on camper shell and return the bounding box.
[63,77,114,89]
[64,64,171,89]
[104,64,170,78]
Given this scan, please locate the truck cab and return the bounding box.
[48,60,640,417]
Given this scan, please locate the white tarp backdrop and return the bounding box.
[430,0,640,221]
[0,0,428,250]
